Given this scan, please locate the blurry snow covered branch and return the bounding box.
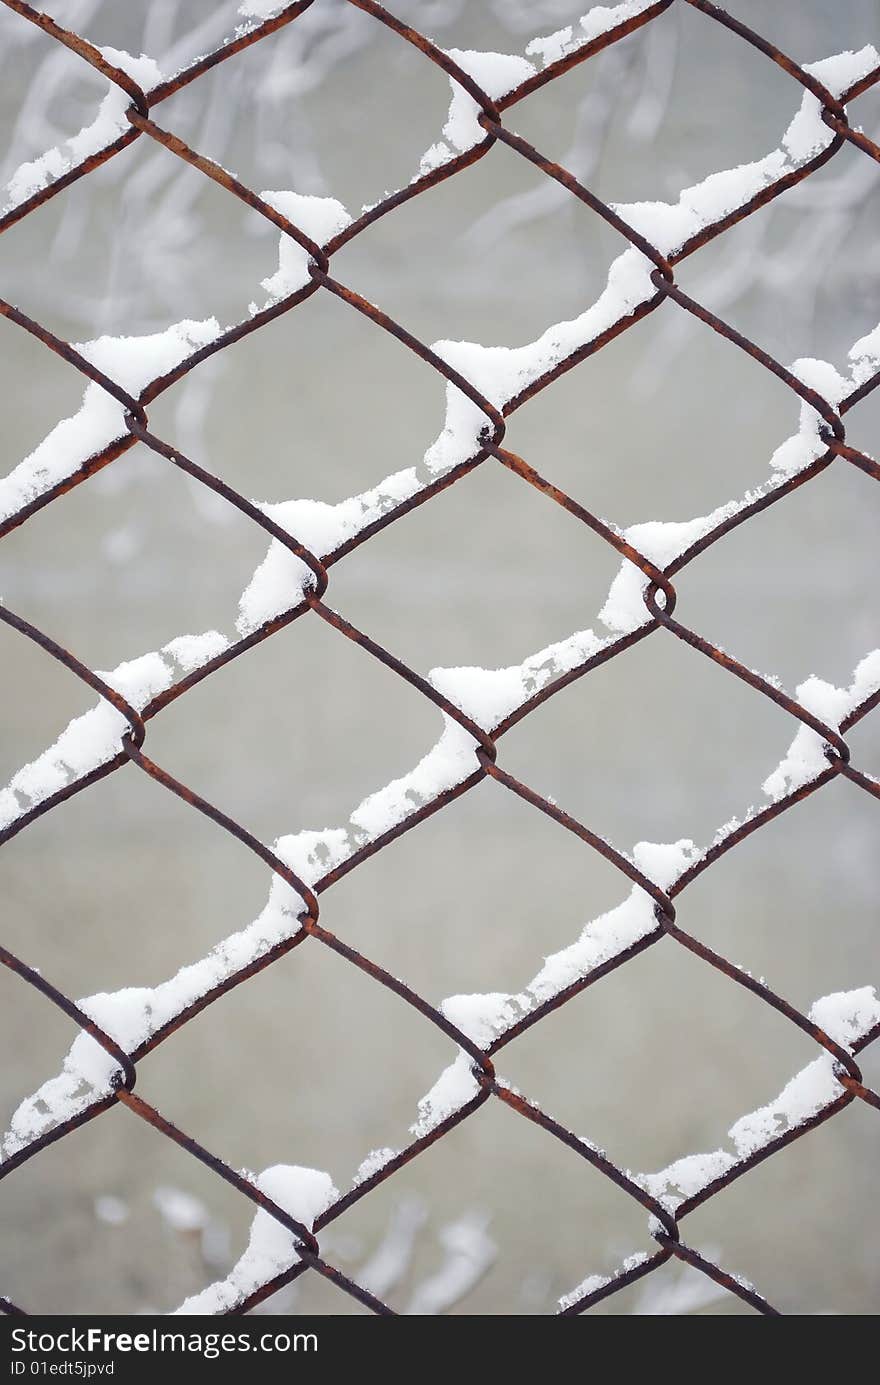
[3,0,873,343]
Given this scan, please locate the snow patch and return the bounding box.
[440,49,535,155]
[0,318,220,521]
[174,1165,337,1314]
[639,986,880,1208]
[353,1148,397,1187]
[2,49,162,213]
[250,190,351,311]
[763,651,880,800]
[440,993,517,1048]
[428,628,604,729]
[236,468,420,633]
[558,1250,648,1312]
[613,46,879,257]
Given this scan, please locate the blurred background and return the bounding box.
[0,0,878,1315]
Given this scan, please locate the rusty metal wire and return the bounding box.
[0,0,878,1317]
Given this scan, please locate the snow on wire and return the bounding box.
[1,0,880,1317]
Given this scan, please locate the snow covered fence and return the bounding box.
[1,0,879,1316]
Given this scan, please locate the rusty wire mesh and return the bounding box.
[0,0,879,1317]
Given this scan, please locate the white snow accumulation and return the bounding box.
[554,986,880,1305]
[762,651,880,800]
[527,4,660,69]
[424,249,656,475]
[353,1147,398,1187]
[238,1,289,20]
[411,839,699,1139]
[0,635,227,832]
[249,190,351,312]
[1,859,308,1156]
[558,1251,649,1312]
[236,467,421,633]
[614,47,880,257]
[419,3,662,174]
[3,49,163,213]
[436,49,534,159]
[416,48,533,178]
[174,1165,337,1314]
[412,45,878,486]
[638,987,880,1212]
[849,321,880,386]
[0,318,220,521]
[1,623,622,1137]
[4,480,877,1164]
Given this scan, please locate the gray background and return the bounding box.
[0,0,878,1314]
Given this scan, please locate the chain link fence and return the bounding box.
[0,0,879,1316]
